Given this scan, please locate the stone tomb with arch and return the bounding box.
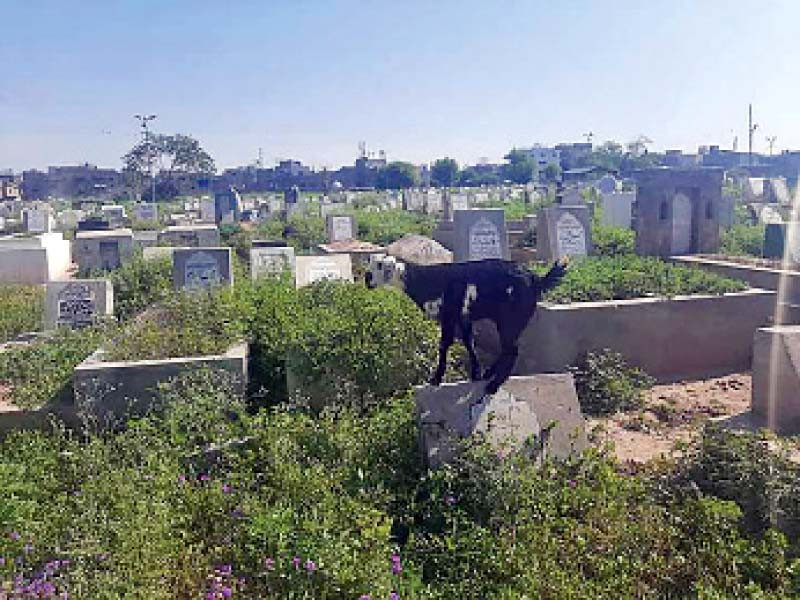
[633,168,723,256]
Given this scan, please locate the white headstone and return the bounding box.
[555,212,587,256]
[468,217,503,260]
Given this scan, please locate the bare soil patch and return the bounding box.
[589,373,752,463]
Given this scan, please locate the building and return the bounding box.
[518,145,561,179]
[555,142,593,170]
[22,164,124,200]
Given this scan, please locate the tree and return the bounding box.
[543,163,562,182]
[122,133,215,200]
[502,149,536,184]
[431,158,459,187]
[375,162,419,190]
[586,141,625,171]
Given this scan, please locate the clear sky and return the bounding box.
[2,0,799,172]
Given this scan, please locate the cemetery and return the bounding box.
[2,177,800,598]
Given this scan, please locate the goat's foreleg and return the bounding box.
[430,319,455,386]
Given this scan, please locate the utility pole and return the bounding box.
[582,131,593,144]
[134,114,157,203]
[748,104,758,166]
[766,136,777,156]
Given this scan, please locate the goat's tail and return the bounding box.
[539,258,569,293]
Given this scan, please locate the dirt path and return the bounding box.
[588,373,751,463]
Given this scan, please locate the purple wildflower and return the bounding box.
[9,532,21,541]
[264,557,275,571]
[568,479,576,488]
[444,495,456,507]
[220,586,232,598]
[292,555,300,570]
[217,564,232,576]
[359,596,372,600]
[391,553,403,575]
[199,474,211,482]
[177,474,187,484]
[222,483,232,494]
[390,593,400,600]
[305,559,317,572]
[23,543,34,554]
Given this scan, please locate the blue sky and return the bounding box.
[2,1,799,172]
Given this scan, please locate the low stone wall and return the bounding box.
[669,255,800,298]
[477,289,777,382]
[73,341,248,425]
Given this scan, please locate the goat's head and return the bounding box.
[365,253,406,290]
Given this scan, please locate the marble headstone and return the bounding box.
[452,209,509,262]
[536,205,592,261]
[45,279,114,330]
[326,214,356,242]
[250,245,296,278]
[294,254,353,288]
[172,248,233,290]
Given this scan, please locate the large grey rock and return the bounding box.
[415,374,587,469]
[752,325,800,433]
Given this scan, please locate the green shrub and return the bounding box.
[104,289,246,362]
[569,349,655,415]
[0,284,44,342]
[356,209,436,245]
[108,255,172,321]
[720,224,765,257]
[0,326,107,409]
[542,255,747,303]
[287,280,443,411]
[592,224,635,256]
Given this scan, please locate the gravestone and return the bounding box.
[23,209,52,233]
[600,192,634,229]
[158,224,220,247]
[560,188,585,206]
[45,279,113,330]
[200,198,216,222]
[326,214,356,242]
[763,223,800,263]
[536,205,592,261]
[294,254,353,288]
[250,245,295,278]
[752,325,800,433]
[74,229,134,272]
[452,209,509,262]
[415,374,587,469]
[442,193,470,221]
[284,186,300,205]
[172,248,233,291]
[100,205,126,227]
[133,203,158,222]
[214,188,241,224]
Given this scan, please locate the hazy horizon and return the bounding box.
[3,0,799,172]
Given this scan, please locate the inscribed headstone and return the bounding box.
[45,280,113,330]
[250,246,295,278]
[294,254,353,288]
[452,209,509,262]
[172,248,233,290]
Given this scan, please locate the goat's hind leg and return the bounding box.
[460,319,482,381]
[430,317,456,386]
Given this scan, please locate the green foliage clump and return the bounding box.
[108,255,172,321]
[570,349,655,415]
[542,255,747,304]
[0,367,799,597]
[591,224,635,256]
[105,289,246,362]
[720,224,765,257]
[0,326,107,409]
[288,281,441,411]
[0,284,44,342]
[356,209,436,245]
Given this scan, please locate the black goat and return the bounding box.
[366,257,568,394]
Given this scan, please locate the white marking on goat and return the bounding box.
[462,284,478,316]
[424,298,442,319]
[506,285,514,296]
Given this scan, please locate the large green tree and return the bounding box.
[123,133,215,200]
[502,149,536,184]
[375,162,419,189]
[431,157,459,187]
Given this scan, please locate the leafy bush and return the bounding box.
[0,284,44,342]
[108,254,172,321]
[591,224,635,256]
[286,280,442,411]
[0,326,107,409]
[105,289,246,362]
[720,224,765,257]
[542,255,747,304]
[570,349,655,415]
[356,209,436,245]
